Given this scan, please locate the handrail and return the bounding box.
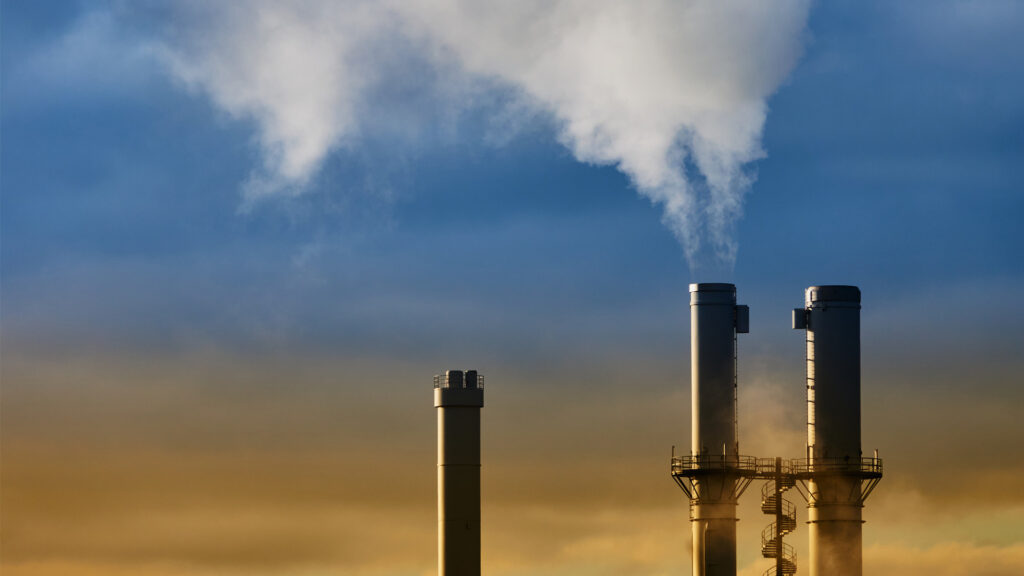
[673,455,884,478]
[760,537,795,558]
[671,454,759,474]
[764,550,798,576]
[760,498,797,520]
[433,374,485,390]
[761,516,796,544]
[753,458,797,475]
[791,456,882,475]
[761,480,795,498]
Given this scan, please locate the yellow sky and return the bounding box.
[3,341,1022,576]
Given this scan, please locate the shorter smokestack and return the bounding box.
[435,369,484,576]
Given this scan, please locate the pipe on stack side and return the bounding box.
[435,369,484,576]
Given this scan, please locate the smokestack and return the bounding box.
[434,369,484,576]
[672,283,751,576]
[792,286,882,576]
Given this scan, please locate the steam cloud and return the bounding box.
[155,0,810,267]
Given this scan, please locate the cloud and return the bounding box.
[144,0,810,266]
[152,2,393,203]
[4,9,160,111]
[406,1,810,264]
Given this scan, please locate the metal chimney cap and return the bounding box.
[806,285,861,304]
[689,283,736,293]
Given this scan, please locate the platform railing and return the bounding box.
[791,456,882,476]
[671,454,759,474]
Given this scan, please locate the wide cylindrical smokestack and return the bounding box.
[687,283,749,576]
[793,286,876,576]
[803,285,861,462]
[435,369,484,576]
[691,283,744,459]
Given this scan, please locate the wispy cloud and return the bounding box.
[4,10,160,109]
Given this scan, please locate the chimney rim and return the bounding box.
[806,285,861,304]
[689,282,736,293]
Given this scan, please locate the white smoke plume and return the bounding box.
[152,0,810,267]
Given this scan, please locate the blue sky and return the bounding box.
[4,2,1021,328]
[2,2,1023,575]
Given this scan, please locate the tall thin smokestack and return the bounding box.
[435,369,484,576]
[672,283,751,576]
[792,286,882,576]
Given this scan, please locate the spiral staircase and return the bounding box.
[760,472,797,575]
